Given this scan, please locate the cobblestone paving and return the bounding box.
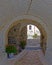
[15,50,43,65]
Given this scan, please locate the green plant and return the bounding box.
[33,34,38,38]
[20,41,26,49]
[5,44,17,54]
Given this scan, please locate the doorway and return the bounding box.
[6,19,47,55]
[27,24,41,47]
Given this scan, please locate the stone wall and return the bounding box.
[8,23,21,46]
[20,26,27,42]
[8,23,27,48]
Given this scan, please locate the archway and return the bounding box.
[19,20,47,54]
[6,19,47,55]
[20,24,41,46]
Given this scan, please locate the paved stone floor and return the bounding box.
[14,39,48,65]
[5,39,48,65]
[15,50,43,65]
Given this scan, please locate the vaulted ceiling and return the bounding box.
[0,0,52,30]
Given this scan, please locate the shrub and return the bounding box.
[20,41,26,49]
[33,34,38,38]
[5,44,17,54]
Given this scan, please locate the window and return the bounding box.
[29,25,32,30]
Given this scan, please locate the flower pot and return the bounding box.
[7,53,14,58]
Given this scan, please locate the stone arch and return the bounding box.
[5,15,47,55]
[18,19,47,54]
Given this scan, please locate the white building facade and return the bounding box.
[27,25,40,39]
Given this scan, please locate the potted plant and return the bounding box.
[5,44,17,58]
[20,41,26,49]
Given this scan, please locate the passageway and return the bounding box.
[5,39,48,65]
[6,19,47,65]
[14,44,48,65]
[14,39,48,65]
[15,50,43,65]
[0,0,52,64]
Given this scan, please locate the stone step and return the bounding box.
[25,46,41,50]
